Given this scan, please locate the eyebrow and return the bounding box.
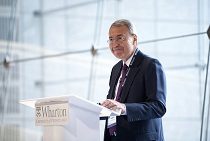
[109,34,124,39]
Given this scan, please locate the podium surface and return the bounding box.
[20,95,119,141]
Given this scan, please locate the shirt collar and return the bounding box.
[123,49,136,67]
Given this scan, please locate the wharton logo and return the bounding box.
[35,102,69,126]
[36,105,67,118]
[36,106,41,117]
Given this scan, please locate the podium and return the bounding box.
[20,95,118,141]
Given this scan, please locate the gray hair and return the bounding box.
[110,19,137,35]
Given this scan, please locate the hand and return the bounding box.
[101,99,126,114]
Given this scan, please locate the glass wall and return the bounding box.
[0,0,210,140]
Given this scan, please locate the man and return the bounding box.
[101,19,166,141]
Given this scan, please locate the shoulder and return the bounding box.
[112,60,122,70]
[136,50,162,66]
[135,50,164,73]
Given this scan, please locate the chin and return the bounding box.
[115,56,125,60]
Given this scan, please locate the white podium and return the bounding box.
[20,95,119,141]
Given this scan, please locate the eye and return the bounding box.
[118,36,125,41]
[109,38,114,41]
[107,38,113,44]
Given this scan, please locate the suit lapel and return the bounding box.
[120,51,146,102]
[108,61,122,99]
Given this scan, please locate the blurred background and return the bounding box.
[0,0,210,141]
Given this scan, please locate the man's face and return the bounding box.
[108,25,137,61]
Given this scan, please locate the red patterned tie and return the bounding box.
[115,64,128,101]
[109,64,128,136]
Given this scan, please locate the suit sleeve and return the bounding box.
[125,59,166,122]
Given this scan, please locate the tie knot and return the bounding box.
[122,64,128,71]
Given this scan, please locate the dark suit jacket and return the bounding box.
[104,50,166,141]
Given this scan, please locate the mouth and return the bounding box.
[112,47,123,52]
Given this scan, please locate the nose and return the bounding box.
[110,40,121,47]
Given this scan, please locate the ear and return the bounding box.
[133,34,137,45]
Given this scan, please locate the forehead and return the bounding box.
[109,25,129,37]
